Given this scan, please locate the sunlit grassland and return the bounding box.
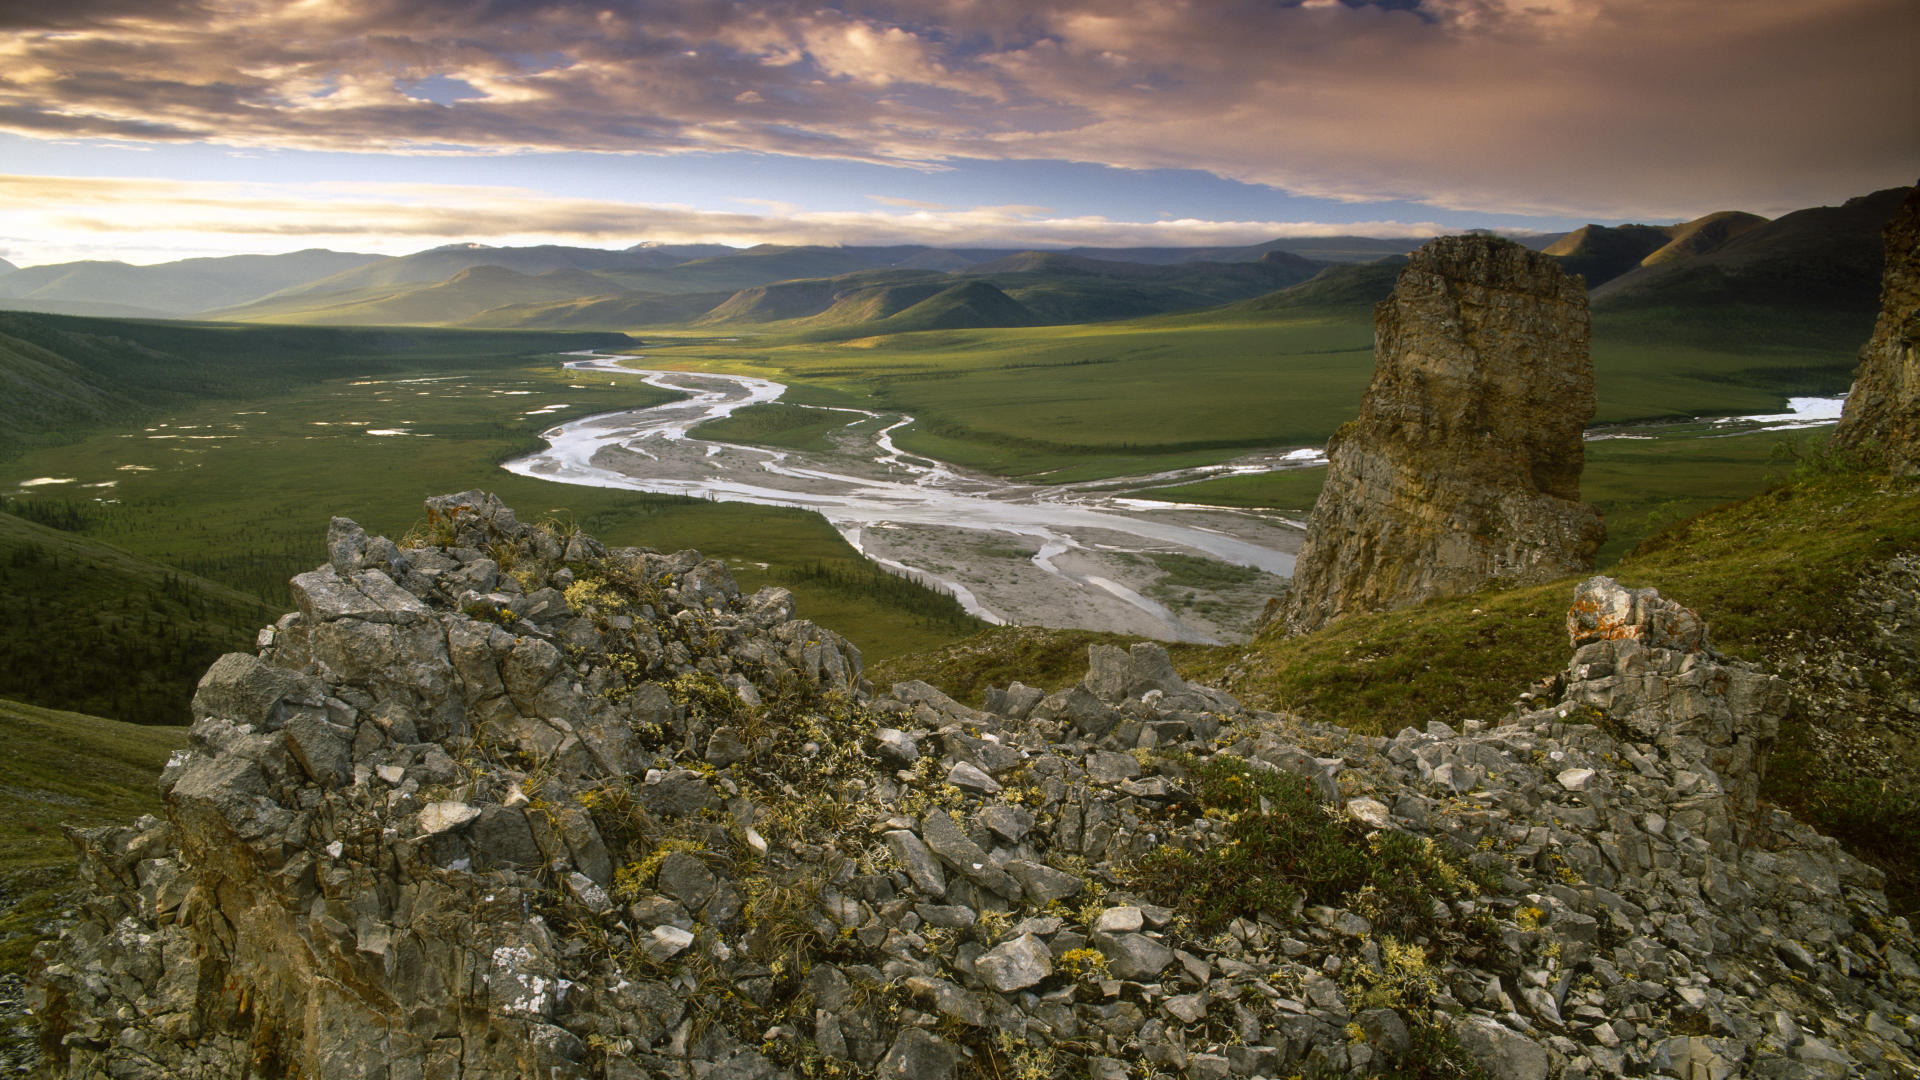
[627,300,1864,487]
[645,314,1380,476]
[3,359,981,671]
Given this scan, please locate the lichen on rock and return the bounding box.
[1286,234,1606,635]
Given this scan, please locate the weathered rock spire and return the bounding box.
[1834,183,1920,472]
[1285,234,1605,634]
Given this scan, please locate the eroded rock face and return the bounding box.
[1286,235,1605,634]
[30,501,1919,1080]
[1836,183,1920,472]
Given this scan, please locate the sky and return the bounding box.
[1,0,1915,267]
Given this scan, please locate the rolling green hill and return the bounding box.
[695,268,948,325]
[455,289,736,329]
[0,249,383,317]
[1592,186,1909,311]
[0,311,626,457]
[227,265,628,326]
[0,506,277,725]
[1544,223,1681,287]
[858,279,1041,333]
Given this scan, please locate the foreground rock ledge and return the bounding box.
[1286,234,1606,635]
[32,494,1920,1079]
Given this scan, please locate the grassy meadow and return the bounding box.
[628,296,1865,489]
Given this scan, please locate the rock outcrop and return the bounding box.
[1286,235,1605,634]
[32,496,1920,1080]
[1835,183,1920,472]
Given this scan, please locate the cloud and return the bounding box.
[0,0,1914,219]
[0,173,1447,263]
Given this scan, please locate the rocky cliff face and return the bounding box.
[32,496,1920,1080]
[1836,183,1920,472]
[1286,235,1605,635]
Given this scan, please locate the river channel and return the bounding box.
[503,355,1307,643]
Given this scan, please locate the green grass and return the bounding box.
[686,401,871,455]
[0,309,626,458]
[650,312,1378,478]
[1222,464,1920,729]
[0,697,186,974]
[1136,468,1326,512]
[624,293,1865,489]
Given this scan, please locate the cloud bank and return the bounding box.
[2,0,1914,222]
[0,174,1450,263]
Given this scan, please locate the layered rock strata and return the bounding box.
[1286,235,1605,634]
[33,496,1920,1080]
[1836,183,1920,472]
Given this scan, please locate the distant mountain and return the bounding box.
[624,242,740,261]
[694,269,945,325]
[1227,257,1409,315]
[1049,237,1423,266]
[222,265,629,326]
[1545,224,1683,288]
[0,257,15,274]
[798,282,956,329]
[453,290,736,330]
[1592,187,1910,312]
[248,244,664,307]
[856,280,1040,334]
[1545,211,1769,289]
[0,250,384,317]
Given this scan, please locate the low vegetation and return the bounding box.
[685,401,866,455]
[0,505,277,724]
[0,697,185,974]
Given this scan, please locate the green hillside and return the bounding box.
[0,311,626,456]
[0,697,186,974]
[0,507,275,725]
[1593,186,1908,311]
[457,289,736,330]
[1544,223,1676,287]
[0,250,383,317]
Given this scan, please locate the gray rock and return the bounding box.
[656,851,717,912]
[874,728,920,766]
[946,761,1002,794]
[1005,860,1083,905]
[974,934,1052,993]
[876,1028,956,1080]
[1094,931,1174,981]
[1451,1017,1551,1080]
[1085,750,1142,784]
[1359,1008,1411,1064]
[884,829,947,896]
[418,801,480,835]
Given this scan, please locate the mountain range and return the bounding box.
[0,187,1908,338]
